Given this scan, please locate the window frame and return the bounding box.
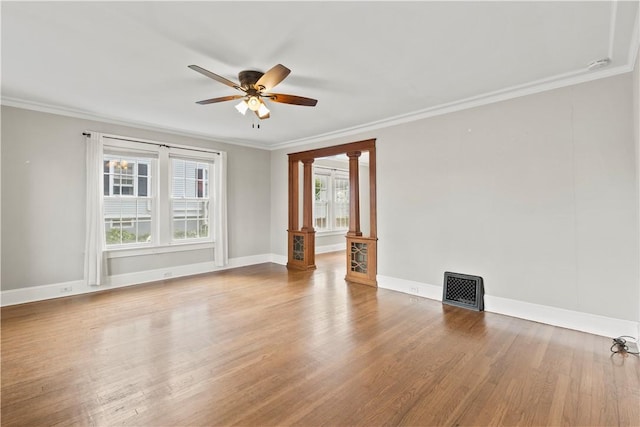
[103,147,158,250]
[101,138,218,257]
[313,166,349,235]
[169,155,214,243]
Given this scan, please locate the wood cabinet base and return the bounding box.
[287,230,316,270]
[345,236,377,287]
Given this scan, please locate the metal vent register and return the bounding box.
[442,272,484,311]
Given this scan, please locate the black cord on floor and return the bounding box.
[610,336,640,355]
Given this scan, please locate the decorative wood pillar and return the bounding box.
[287,158,316,270]
[346,151,362,237]
[288,158,299,232]
[301,159,314,231]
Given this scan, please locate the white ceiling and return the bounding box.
[2,1,638,150]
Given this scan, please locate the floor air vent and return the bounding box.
[443,272,484,311]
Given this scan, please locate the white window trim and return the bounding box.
[106,241,215,259]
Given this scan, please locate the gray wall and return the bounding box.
[634,50,639,324]
[1,106,271,290]
[270,73,639,322]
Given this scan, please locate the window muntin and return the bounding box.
[103,155,153,246]
[313,167,349,232]
[171,159,211,241]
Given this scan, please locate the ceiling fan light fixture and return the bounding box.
[235,100,249,115]
[257,102,270,118]
[247,96,261,111]
[190,63,318,119]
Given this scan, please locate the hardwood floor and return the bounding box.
[2,251,639,426]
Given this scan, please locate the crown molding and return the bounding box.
[0,97,270,151]
[270,63,634,151]
[2,60,636,153]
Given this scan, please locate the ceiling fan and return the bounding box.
[188,64,318,120]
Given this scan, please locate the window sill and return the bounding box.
[316,230,348,237]
[106,241,215,259]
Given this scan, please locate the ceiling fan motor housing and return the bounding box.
[238,70,265,89]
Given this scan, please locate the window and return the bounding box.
[103,155,154,246]
[313,167,349,232]
[101,138,218,250]
[171,159,210,240]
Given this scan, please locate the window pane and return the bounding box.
[138,177,148,197]
[105,220,120,245]
[314,201,328,230]
[122,226,136,244]
[198,219,209,238]
[315,175,329,201]
[185,178,197,198]
[172,177,184,198]
[186,219,198,239]
[120,199,137,218]
[173,220,186,239]
[185,161,196,180]
[137,220,151,243]
[334,176,349,229]
[172,200,187,219]
[313,174,330,230]
[138,163,148,176]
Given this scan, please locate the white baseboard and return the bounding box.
[377,275,639,339]
[316,243,346,254]
[270,254,287,265]
[0,279,88,307]
[3,263,637,339]
[1,254,275,307]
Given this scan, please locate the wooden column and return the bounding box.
[345,149,376,287]
[287,157,316,270]
[346,151,362,237]
[301,159,314,231]
[368,145,377,239]
[288,158,299,232]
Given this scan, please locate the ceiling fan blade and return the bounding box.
[267,93,318,107]
[254,110,270,120]
[196,95,244,105]
[188,65,242,90]
[255,64,290,91]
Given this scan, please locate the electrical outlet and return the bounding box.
[60,286,73,293]
[410,287,419,294]
[163,272,172,278]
